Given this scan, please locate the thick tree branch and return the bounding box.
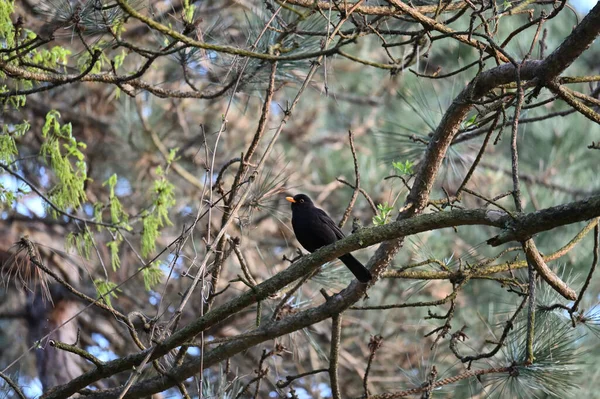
[386,217,598,280]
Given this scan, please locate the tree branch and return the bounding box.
[40,195,600,399]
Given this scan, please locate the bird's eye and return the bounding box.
[299,199,304,203]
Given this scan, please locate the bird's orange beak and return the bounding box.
[285,196,296,203]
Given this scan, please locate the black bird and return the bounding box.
[286,194,372,283]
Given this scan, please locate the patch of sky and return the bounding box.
[0,173,18,190]
[317,382,332,397]
[86,345,119,362]
[141,104,152,119]
[181,205,194,216]
[19,377,43,398]
[292,387,313,399]
[92,332,110,348]
[87,333,119,362]
[39,166,49,187]
[19,196,46,217]
[159,260,180,279]
[115,177,132,196]
[149,290,162,306]
[271,101,282,116]
[1,168,47,217]
[83,203,94,217]
[207,50,218,61]
[189,59,209,76]
[574,0,596,12]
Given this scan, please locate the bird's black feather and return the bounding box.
[287,194,372,283]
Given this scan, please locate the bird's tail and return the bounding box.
[339,254,372,283]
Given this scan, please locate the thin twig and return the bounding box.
[358,365,517,399]
[337,178,378,213]
[572,223,599,312]
[329,313,342,399]
[451,295,527,365]
[525,259,537,365]
[276,368,328,388]
[339,131,361,228]
[49,340,105,367]
[0,164,122,229]
[363,334,383,396]
[456,111,500,196]
[0,371,26,399]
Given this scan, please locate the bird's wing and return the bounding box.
[316,208,346,240]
